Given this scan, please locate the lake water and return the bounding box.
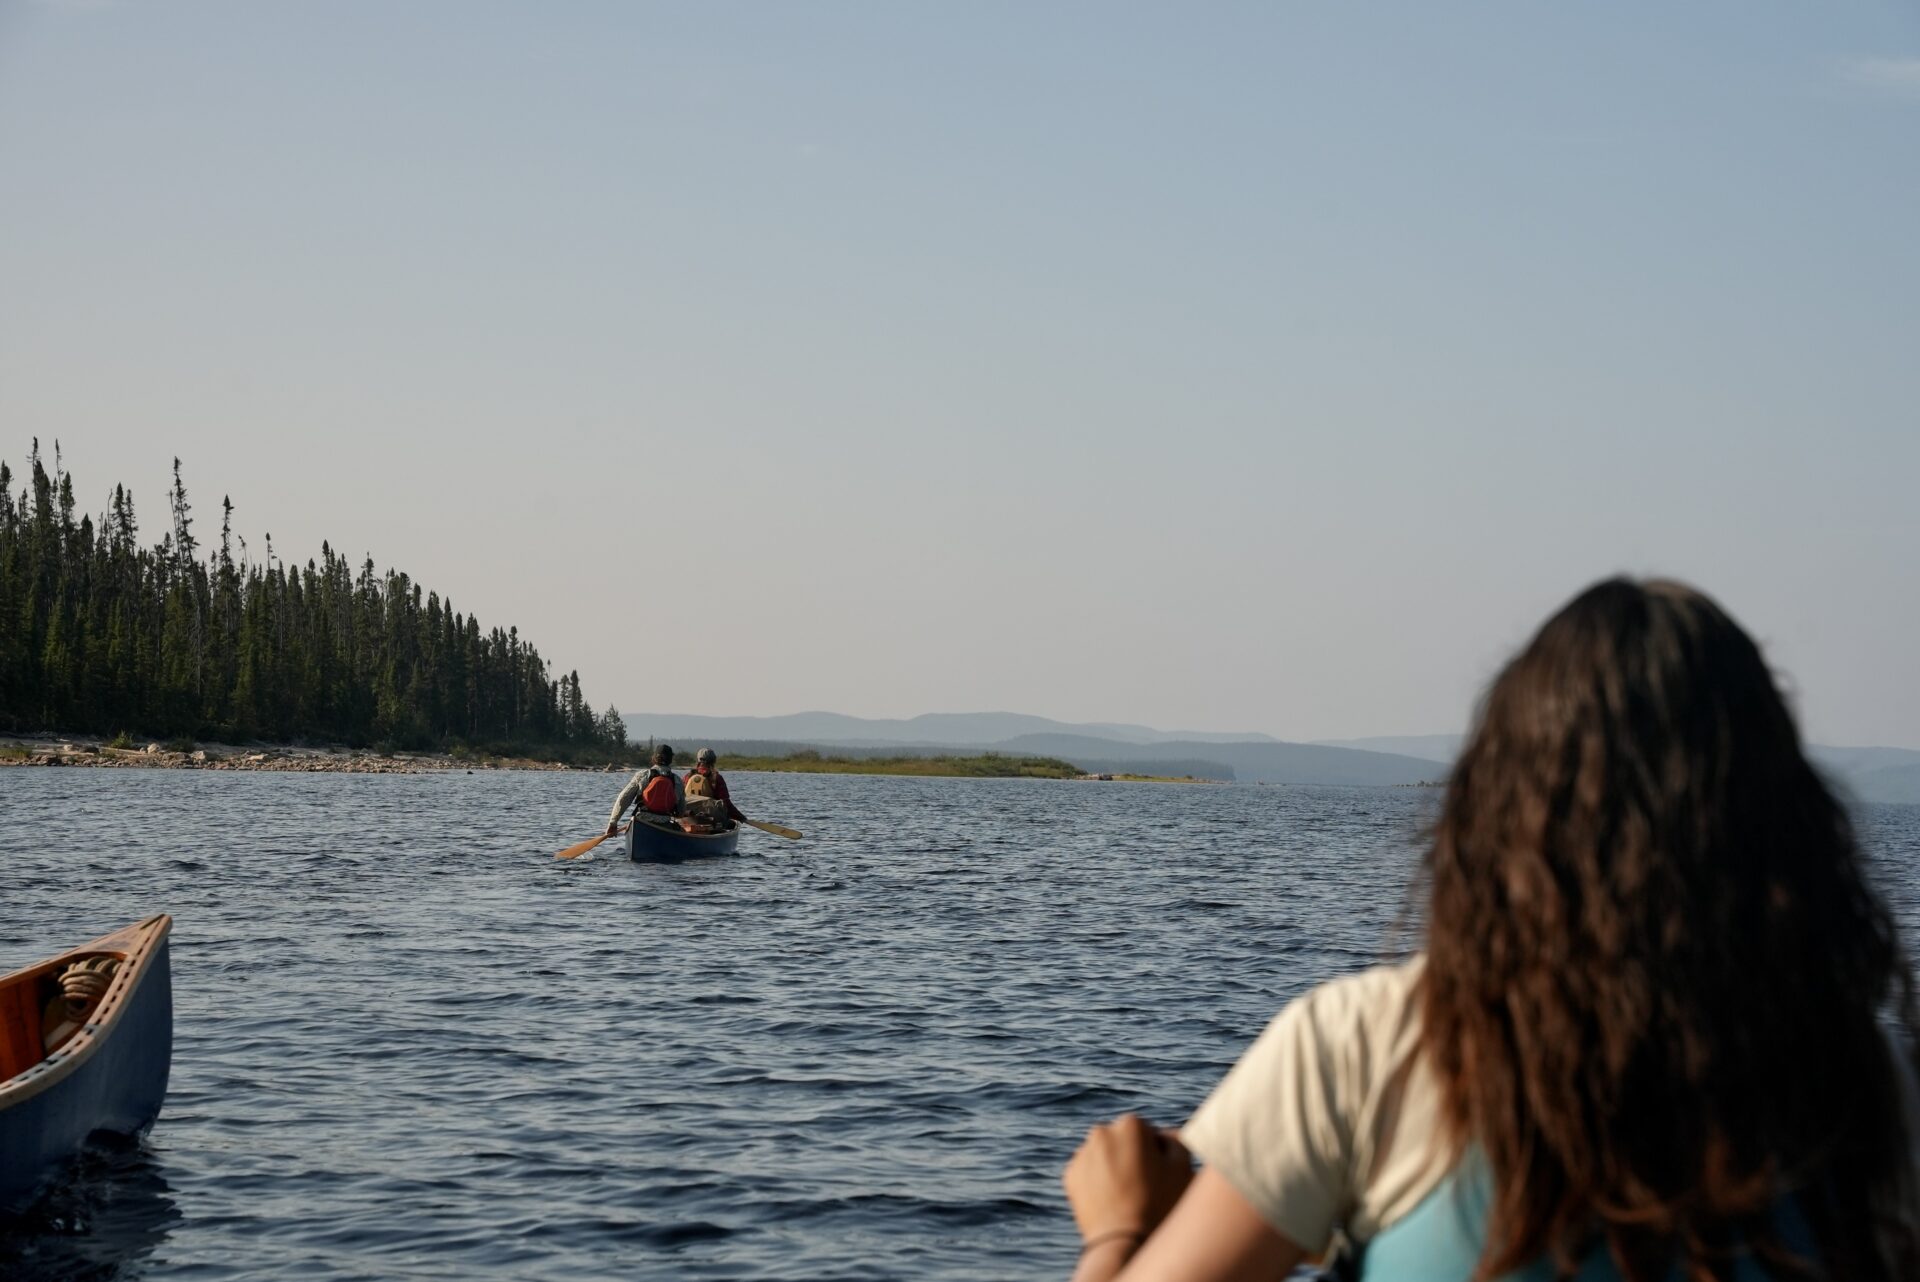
[1,770,1915,1281]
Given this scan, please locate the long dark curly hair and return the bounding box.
[1419,578,1918,1281]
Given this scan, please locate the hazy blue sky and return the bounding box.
[3,2,1916,746]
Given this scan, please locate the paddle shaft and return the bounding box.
[742,817,802,840]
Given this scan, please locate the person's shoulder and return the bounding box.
[1226,956,1426,1070]
[1180,955,1428,1253]
[1303,955,1425,1014]
[1286,954,1426,1052]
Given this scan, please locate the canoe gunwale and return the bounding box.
[0,914,172,1111]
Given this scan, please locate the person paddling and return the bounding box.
[605,743,685,835]
[682,748,747,829]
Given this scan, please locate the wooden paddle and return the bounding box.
[742,817,802,840]
[555,821,630,860]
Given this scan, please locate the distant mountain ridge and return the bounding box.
[1312,735,1463,763]
[623,711,1920,802]
[624,711,1438,786]
[992,733,1447,786]
[1811,747,1920,806]
[624,710,1279,747]
[1314,736,1920,807]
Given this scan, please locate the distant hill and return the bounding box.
[680,739,1240,781]
[1808,746,1920,775]
[1843,764,1920,806]
[1809,747,1920,807]
[623,710,1278,747]
[1311,734,1463,763]
[993,733,1446,786]
[627,712,1919,801]
[625,712,1444,787]
[1310,737,1920,806]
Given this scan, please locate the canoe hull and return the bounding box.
[0,916,174,1216]
[627,820,741,862]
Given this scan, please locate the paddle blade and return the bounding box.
[555,831,611,860]
[744,818,802,840]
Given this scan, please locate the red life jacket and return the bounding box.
[640,769,679,814]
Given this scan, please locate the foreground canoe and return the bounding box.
[627,818,742,862]
[0,914,173,1215]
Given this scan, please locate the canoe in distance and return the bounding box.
[0,913,174,1215]
[627,817,742,862]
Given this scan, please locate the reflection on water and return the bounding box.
[0,1144,182,1282]
[0,769,1912,1280]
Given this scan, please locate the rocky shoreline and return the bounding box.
[0,735,629,775]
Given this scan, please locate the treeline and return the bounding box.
[0,443,627,757]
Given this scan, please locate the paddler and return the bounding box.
[605,743,685,835]
[683,747,747,827]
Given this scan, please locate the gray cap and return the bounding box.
[695,747,717,765]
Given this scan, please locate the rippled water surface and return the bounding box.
[2,770,1915,1280]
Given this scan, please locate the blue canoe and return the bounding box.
[0,914,174,1215]
[627,817,741,862]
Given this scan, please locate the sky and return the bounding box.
[2,2,1916,746]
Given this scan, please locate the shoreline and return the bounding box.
[0,734,629,775]
[6,736,1226,782]
[1078,772,1223,785]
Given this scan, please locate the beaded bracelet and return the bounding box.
[1079,1227,1145,1255]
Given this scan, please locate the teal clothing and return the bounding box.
[1355,1153,1817,1281]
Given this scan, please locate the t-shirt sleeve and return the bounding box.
[1181,982,1361,1254]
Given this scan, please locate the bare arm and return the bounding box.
[606,776,642,831]
[1100,1169,1306,1282]
[1065,1117,1306,1282]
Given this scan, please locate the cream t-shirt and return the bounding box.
[1181,956,1449,1255]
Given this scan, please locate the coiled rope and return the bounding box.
[40,955,123,1053]
[59,955,121,1008]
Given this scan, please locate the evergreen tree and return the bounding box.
[0,451,623,759]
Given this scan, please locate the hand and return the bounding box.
[604,822,618,837]
[1064,1114,1194,1245]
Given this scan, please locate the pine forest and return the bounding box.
[0,443,627,758]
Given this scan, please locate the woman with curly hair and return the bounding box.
[1065,578,1920,1281]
